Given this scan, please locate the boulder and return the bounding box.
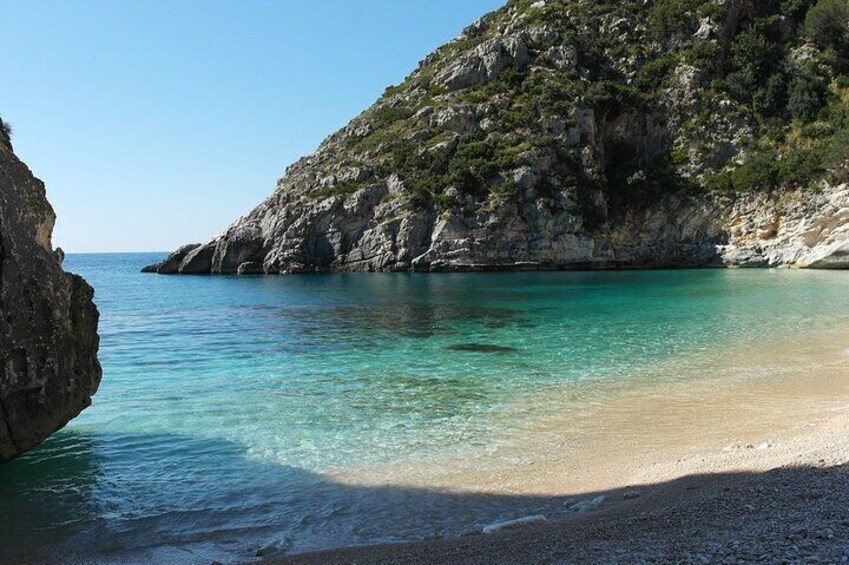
[179,243,216,274]
[435,35,530,91]
[145,243,201,274]
[237,261,264,275]
[483,515,547,534]
[805,241,849,269]
[0,126,101,462]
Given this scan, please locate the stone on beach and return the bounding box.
[568,495,607,513]
[255,536,293,558]
[482,515,547,534]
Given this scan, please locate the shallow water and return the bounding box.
[3,254,849,563]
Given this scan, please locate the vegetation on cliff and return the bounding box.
[152,0,849,275]
[0,116,11,140]
[321,0,849,208]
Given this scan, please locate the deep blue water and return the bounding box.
[2,253,849,563]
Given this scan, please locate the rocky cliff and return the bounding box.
[148,0,849,274]
[0,119,102,462]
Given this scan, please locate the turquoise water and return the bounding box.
[3,253,849,563]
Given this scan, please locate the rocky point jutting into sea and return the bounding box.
[0,119,102,462]
[147,0,849,276]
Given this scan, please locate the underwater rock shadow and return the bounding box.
[265,302,534,342]
[445,343,520,353]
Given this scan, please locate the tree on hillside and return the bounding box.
[804,0,849,57]
[0,117,11,139]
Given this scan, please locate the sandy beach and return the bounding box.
[270,325,849,563]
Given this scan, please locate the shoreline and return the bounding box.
[275,421,849,563]
[269,326,849,563]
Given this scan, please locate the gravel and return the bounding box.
[271,413,849,565]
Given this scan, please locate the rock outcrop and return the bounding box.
[0,121,102,462]
[148,0,849,275]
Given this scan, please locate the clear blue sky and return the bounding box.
[0,0,503,252]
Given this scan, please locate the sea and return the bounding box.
[2,253,849,563]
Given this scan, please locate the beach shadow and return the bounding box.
[278,462,849,564]
[1,429,847,565]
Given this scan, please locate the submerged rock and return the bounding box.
[446,343,518,353]
[254,536,293,558]
[0,123,102,462]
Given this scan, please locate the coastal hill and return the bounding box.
[0,117,102,461]
[148,0,849,275]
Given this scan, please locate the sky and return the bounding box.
[0,0,504,253]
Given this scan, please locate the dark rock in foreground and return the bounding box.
[0,123,102,462]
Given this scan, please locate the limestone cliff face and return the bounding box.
[0,124,101,462]
[149,0,849,274]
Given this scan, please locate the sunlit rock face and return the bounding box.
[147,0,849,275]
[0,124,102,462]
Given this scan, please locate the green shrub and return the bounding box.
[536,72,582,116]
[781,0,818,22]
[370,106,414,129]
[705,171,734,192]
[729,151,780,191]
[788,70,827,121]
[449,140,498,195]
[731,29,780,77]
[385,133,491,204]
[804,0,849,56]
[727,28,783,110]
[584,81,645,117]
[775,146,825,187]
[725,70,757,102]
[708,141,830,193]
[313,179,366,199]
[683,41,725,79]
[336,0,849,206]
[648,0,703,40]
[635,54,678,91]
[0,118,11,138]
[824,128,849,176]
[753,73,788,117]
[801,120,836,138]
[383,84,405,97]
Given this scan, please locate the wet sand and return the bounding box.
[270,323,849,563]
[331,322,849,494]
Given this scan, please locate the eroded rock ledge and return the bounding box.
[146,180,849,275]
[0,125,102,462]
